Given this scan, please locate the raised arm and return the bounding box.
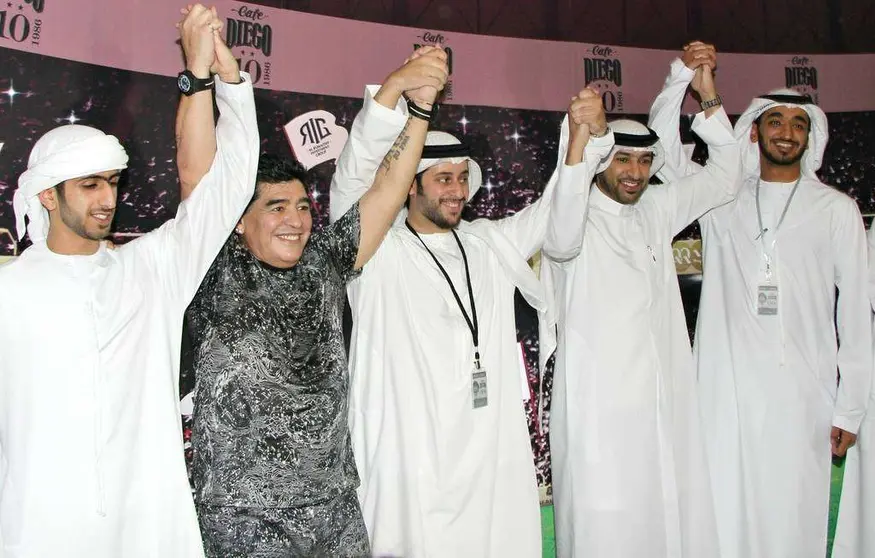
[541,88,614,262]
[132,5,258,306]
[176,5,242,199]
[352,49,449,269]
[648,43,718,183]
[329,47,446,224]
[648,55,741,235]
[831,201,873,452]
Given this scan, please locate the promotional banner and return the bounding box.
[2,0,875,500]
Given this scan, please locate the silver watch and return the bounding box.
[700,95,723,111]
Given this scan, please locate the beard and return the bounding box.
[57,194,113,241]
[420,197,465,229]
[596,172,647,205]
[758,136,808,167]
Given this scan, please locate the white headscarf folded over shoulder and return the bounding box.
[597,119,665,178]
[15,124,129,242]
[417,131,483,200]
[733,88,828,179]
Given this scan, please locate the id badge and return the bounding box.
[472,368,488,409]
[757,284,778,315]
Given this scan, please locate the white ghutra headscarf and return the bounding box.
[15,124,128,242]
[416,131,483,201]
[733,88,828,179]
[597,119,666,178]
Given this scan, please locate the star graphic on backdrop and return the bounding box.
[458,115,470,135]
[64,111,81,124]
[2,82,19,104]
[483,178,497,193]
[311,190,321,201]
[17,4,23,10]
[506,128,524,148]
[6,3,12,7]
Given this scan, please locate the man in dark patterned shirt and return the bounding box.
[178,48,449,557]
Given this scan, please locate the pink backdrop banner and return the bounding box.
[2,0,873,114]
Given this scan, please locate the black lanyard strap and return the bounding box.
[405,221,480,363]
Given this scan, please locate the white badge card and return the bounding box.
[472,368,488,409]
[757,284,779,315]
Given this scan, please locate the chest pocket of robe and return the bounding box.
[91,267,146,351]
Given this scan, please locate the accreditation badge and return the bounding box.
[472,367,488,409]
[756,284,779,315]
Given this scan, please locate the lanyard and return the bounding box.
[754,176,802,243]
[405,221,481,365]
[754,175,802,280]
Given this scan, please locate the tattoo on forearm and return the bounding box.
[379,119,412,172]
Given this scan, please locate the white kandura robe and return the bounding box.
[832,224,875,558]
[328,88,554,557]
[0,76,259,558]
[649,61,872,558]
[544,107,739,557]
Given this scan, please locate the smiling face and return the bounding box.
[751,106,811,168]
[408,161,470,231]
[237,180,313,269]
[595,149,654,205]
[39,169,120,253]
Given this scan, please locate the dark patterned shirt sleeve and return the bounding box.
[318,200,362,283]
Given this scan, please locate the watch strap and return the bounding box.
[700,95,723,111]
[178,70,215,96]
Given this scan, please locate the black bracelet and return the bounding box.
[407,99,435,122]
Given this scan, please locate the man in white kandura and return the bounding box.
[649,42,872,558]
[328,78,568,557]
[830,228,875,558]
[544,55,740,556]
[0,6,257,556]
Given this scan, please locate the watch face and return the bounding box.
[178,73,192,93]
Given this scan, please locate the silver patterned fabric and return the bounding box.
[197,492,370,558]
[186,203,368,554]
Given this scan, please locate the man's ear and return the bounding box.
[38,187,59,212]
[235,219,245,235]
[749,124,759,143]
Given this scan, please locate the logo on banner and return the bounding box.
[583,45,624,112]
[673,238,702,275]
[784,56,818,104]
[225,5,272,86]
[0,0,45,48]
[284,110,349,170]
[414,31,454,100]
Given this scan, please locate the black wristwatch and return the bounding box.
[177,70,214,96]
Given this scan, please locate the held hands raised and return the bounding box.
[682,41,718,101]
[178,4,240,83]
[565,87,607,165]
[384,46,450,107]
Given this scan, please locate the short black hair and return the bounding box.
[414,169,426,193]
[404,169,427,209]
[246,153,310,211]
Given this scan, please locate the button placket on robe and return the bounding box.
[72,256,108,516]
